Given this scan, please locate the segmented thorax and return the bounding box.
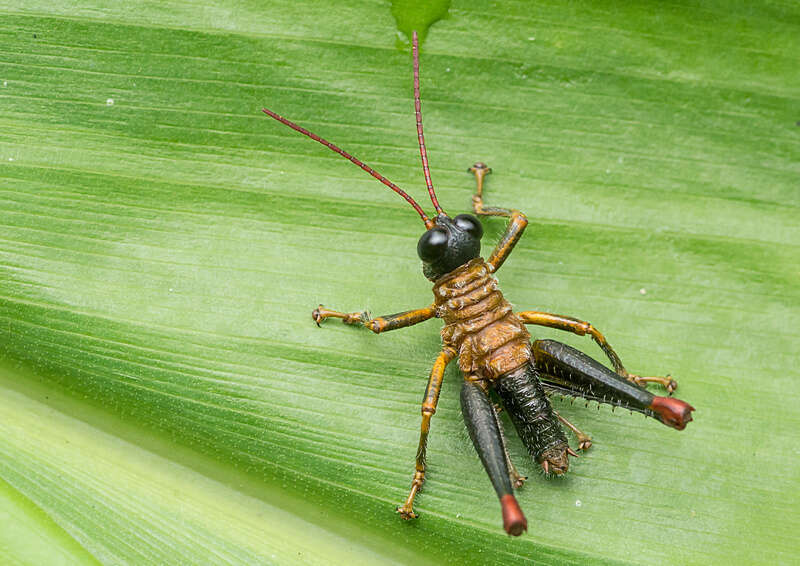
[433,258,531,380]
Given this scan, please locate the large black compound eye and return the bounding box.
[417,227,449,262]
[453,214,483,239]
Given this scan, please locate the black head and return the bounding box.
[418,213,483,280]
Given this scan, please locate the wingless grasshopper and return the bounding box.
[262,31,694,536]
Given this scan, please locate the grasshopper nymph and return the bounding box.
[263,31,694,536]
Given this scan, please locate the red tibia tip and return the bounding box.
[649,396,695,430]
[500,494,528,536]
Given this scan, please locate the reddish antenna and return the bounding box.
[262,108,434,229]
[412,30,444,217]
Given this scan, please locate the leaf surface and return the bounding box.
[1,1,798,564]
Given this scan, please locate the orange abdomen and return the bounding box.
[433,259,531,380]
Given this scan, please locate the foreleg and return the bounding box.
[468,163,528,273]
[313,304,436,334]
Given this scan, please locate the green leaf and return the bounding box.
[1,1,798,564]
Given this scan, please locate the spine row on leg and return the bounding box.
[533,340,694,430]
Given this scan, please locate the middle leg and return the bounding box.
[518,310,677,393]
[555,411,592,451]
[396,346,455,520]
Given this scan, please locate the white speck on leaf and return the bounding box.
[528,37,535,41]
[575,500,582,507]
[640,288,647,295]
[106,98,114,105]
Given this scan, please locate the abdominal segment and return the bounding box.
[434,258,532,379]
[494,362,569,468]
[433,259,568,471]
